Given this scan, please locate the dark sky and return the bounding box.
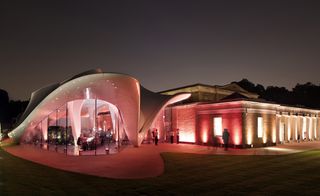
[1,0,320,100]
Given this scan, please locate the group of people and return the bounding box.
[76,128,114,151]
[148,127,230,150]
[77,134,98,151]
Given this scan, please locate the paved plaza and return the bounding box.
[3,141,320,179]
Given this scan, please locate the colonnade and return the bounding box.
[276,113,319,143]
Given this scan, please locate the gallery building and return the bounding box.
[155,83,320,148]
[8,70,320,155]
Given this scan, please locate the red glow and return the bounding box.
[172,105,196,143]
[202,131,208,143]
[179,131,195,143]
[201,119,210,143]
[196,103,243,145]
[233,130,241,145]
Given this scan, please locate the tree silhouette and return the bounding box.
[0,89,28,129]
[0,89,9,123]
[234,79,320,109]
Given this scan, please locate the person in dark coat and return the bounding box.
[154,129,159,146]
[222,128,230,151]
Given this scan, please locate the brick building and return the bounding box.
[152,83,320,148]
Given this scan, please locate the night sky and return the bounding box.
[1,0,320,100]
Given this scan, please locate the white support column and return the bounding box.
[308,117,312,141]
[298,116,302,141]
[317,117,320,140]
[313,117,317,140]
[302,116,306,140]
[294,116,298,141]
[287,116,291,141]
[68,100,85,146]
[41,118,48,141]
[276,115,281,144]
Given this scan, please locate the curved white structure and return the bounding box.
[9,69,190,147]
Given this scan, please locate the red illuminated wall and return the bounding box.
[171,105,196,143]
[196,112,243,146]
[219,112,243,145]
[194,102,244,146]
[196,114,211,145]
[169,102,244,146]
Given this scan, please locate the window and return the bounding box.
[214,117,222,136]
[257,117,263,138]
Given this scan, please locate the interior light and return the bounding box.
[85,88,90,99]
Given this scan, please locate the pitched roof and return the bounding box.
[220,92,249,101]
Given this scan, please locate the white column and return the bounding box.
[287,116,291,141]
[41,118,48,141]
[68,100,85,146]
[294,117,298,141]
[313,117,317,139]
[308,117,312,140]
[302,117,306,140]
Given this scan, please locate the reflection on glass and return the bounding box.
[22,99,130,156]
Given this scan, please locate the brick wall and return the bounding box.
[171,105,196,143]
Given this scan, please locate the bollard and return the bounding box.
[105,148,109,155]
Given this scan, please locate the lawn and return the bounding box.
[1,146,320,195]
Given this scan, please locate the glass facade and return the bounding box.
[21,99,129,156]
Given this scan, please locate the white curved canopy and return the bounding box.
[9,70,190,147]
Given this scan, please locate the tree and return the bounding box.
[234,79,320,109]
[0,89,29,128]
[0,89,9,123]
[292,82,320,108]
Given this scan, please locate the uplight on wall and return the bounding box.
[202,131,208,143]
[279,122,284,142]
[257,117,263,138]
[247,129,252,145]
[272,128,276,143]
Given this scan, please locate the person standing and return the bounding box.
[176,129,180,144]
[222,128,230,151]
[154,129,159,146]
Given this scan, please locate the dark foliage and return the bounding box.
[234,79,320,109]
[0,89,28,128]
[0,89,9,123]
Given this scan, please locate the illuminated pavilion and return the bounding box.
[8,69,190,155]
[8,70,320,155]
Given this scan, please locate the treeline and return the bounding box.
[0,89,28,129]
[234,79,320,109]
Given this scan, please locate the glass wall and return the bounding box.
[22,99,130,156]
[76,99,127,155]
